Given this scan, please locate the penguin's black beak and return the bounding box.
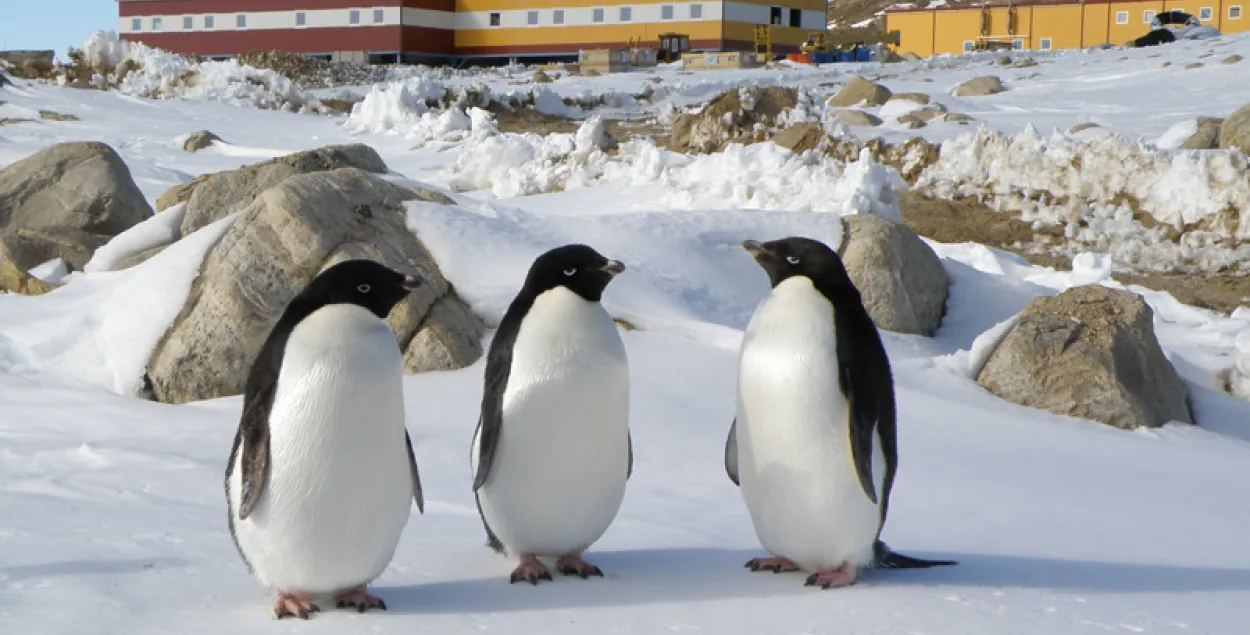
[742,240,771,259]
[402,274,422,291]
[600,260,626,276]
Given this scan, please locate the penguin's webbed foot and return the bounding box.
[509,553,553,585]
[273,590,319,619]
[555,554,604,579]
[335,585,387,613]
[804,562,857,589]
[744,556,801,574]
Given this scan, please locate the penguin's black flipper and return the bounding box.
[404,430,425,514]
[873,541,958,569]
[473,490,506,554]
[724,418,740,487]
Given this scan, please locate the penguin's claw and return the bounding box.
[273,591,318,619]
[509,555,553,585]
[803,563,858,589]
[555,555,604,579]
[334,586,387,613]
[744,556,801,574]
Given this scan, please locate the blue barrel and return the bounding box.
[835,51,854,62]
[855,47,871,62]
[811,52,835,64]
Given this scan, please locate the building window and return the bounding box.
[1199,7,1213,19]
[1115,11,1128,24]
[1143,9,1156,23]
[593,7,605,22]
[527,10,539,25]
[1013,39,1024,49]
[489,12,501,26]
[183,16,193,29]
[662,4,674,19]
[296,12,306,26]
[205,15,214,29]
[620,6,632,21]
[770,6,783,25]
[963,40,974,52]
[374,8,384,23]
[1231,5,1243,19]
[1040,37,1053,50]
[152,17,163,31]
[789,8,801,27]
[690,3,703,18]
[553,9,565,24]
[349,9,360,24]
[237,14,247,28]
[131,17,141,31]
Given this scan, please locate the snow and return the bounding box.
[3,29,1250,635]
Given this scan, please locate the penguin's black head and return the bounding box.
[522,243,626,303]
[299,259,422,319]
[742,237,854,291]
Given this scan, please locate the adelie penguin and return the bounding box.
[225,259,426,618]
[471,244,631,585]
[725,237,956,589]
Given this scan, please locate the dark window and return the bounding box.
[789,8,801,27]
[374,8,384,23]
[205,15,214,28]
[770,6,783,25]
[296,12,306,26]
[183,16,193,29]
[490,12,501,26]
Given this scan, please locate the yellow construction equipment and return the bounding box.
[799,32,829,54]
[657,32,689,63]
[753,25,773,59]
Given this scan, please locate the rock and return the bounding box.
[532,70,553,83]
[0,142,152,267]
[901,109,943,123]
[583,68,601,77]
[649,76,662,84]
[1223,54,1244,65]
[0,259,57,295]
[771,123,826,153]
[944,112,974,122]
[669,86,797,153]
[1180,117,1224,150]
[1185,62,1204,69]
[113,244,168,270]
[951,75,1004,97]
[833,110,883,127]
[1013,58,1038,68]
[996,55,1013,66]
[1219,103,1250,154]
[837,213,948,336]
[976,285,1192,430]
[145,168,486,404]
[888,92,930,105]
[1162,62,1172,68]
[183,130,223,152]
[829,76,893,107]
[163,144,391,235]
[897,114,927,129]
[38,110,79,121]
[903,52,922,61]
[1068,122,1100,134]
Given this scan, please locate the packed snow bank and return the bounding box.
[0,214,236,394]
[84,203,188,273]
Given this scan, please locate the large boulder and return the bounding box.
[669,86,797,154]
[837,213,949,336]
[829,76,893,107]
[1218,103,1250,154]
[1181,117,1224,150]
[159,144,390,234]
[833,110,883,127]
[976,285,1193,430]
[951,76,1004,97]
[0,142,152,272]
[145,168,486,404]
[770,122,825,154]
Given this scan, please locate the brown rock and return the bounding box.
[532,70,553,83]
[1223,54,1244,65]
[833,110,883,127]
[1068,122,1100,134]
[183,130,223,152]
[951,75,1004,97]
[829,76,893,107]
[888,92,930,105]
[1180,117,1224,150]
[771,123,826,153]
[1219,103,1250,154]
[838,213,949,335]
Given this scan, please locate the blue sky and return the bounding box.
[2,1,117,53]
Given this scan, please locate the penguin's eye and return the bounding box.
[563,268,577,276]
[786,256,801,265]
[357,284,371,294]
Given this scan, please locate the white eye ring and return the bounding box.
[357,284,371,293]
[786,256,800,265]
[563,268,577,276]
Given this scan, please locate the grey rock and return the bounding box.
[838,213,949,336]
[1180,117,1224,150]
[829,76,893,108]
[976,285,1193,429]
[184,130,223,152]
[951,75,1005,97]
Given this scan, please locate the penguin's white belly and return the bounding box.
[736,278,885,572]
[228,305,414,593]
[476,288,630,557]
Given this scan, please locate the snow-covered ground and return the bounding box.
[3,31,1250,635]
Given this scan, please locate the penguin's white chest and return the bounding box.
[228,304,414,593]
[735,277,884,571]
[475,287,630,557]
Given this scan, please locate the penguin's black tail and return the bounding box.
[873,541,958,569]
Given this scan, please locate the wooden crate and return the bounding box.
[680,51,760,70]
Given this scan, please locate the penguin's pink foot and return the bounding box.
[273,590,319,619]
[556,554,604,579]
[509,553,553,585]
[744,556,801,573]
[335,585,387,613]
[804,562,858,589]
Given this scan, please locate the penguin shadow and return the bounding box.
[875,552,1250,594]
[0,556,188,581]
[380,548,805,614]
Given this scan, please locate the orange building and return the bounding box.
[885,0,1248,57]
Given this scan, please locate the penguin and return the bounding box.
[725,237,956,589]
[471,244,631,585]
[225,259,426,618]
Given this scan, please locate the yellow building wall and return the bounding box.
[887,12,935,57]
[456,21,721,48]
[1029,5,1083,50]
[932,10,981,55]
[1225,2,1250,33]
[1106,1,1158,43]
[1082,3,1111,46]
[723,22,813,47]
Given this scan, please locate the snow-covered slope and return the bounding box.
[2,31,1250,635]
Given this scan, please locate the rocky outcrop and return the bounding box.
[1218,103,1250,154]
[829,76,893,107]
[1180,117,1224,150]
[0,259,57,295]
[145,167,486,404]
[770,122,825,154]
[532,70,553,83]
[838,213,949,336]
[951,76,1004,97]
[976,285,1192,430]
[183,130,223,152]
[159,144,390,234]
[669,86,798,154]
